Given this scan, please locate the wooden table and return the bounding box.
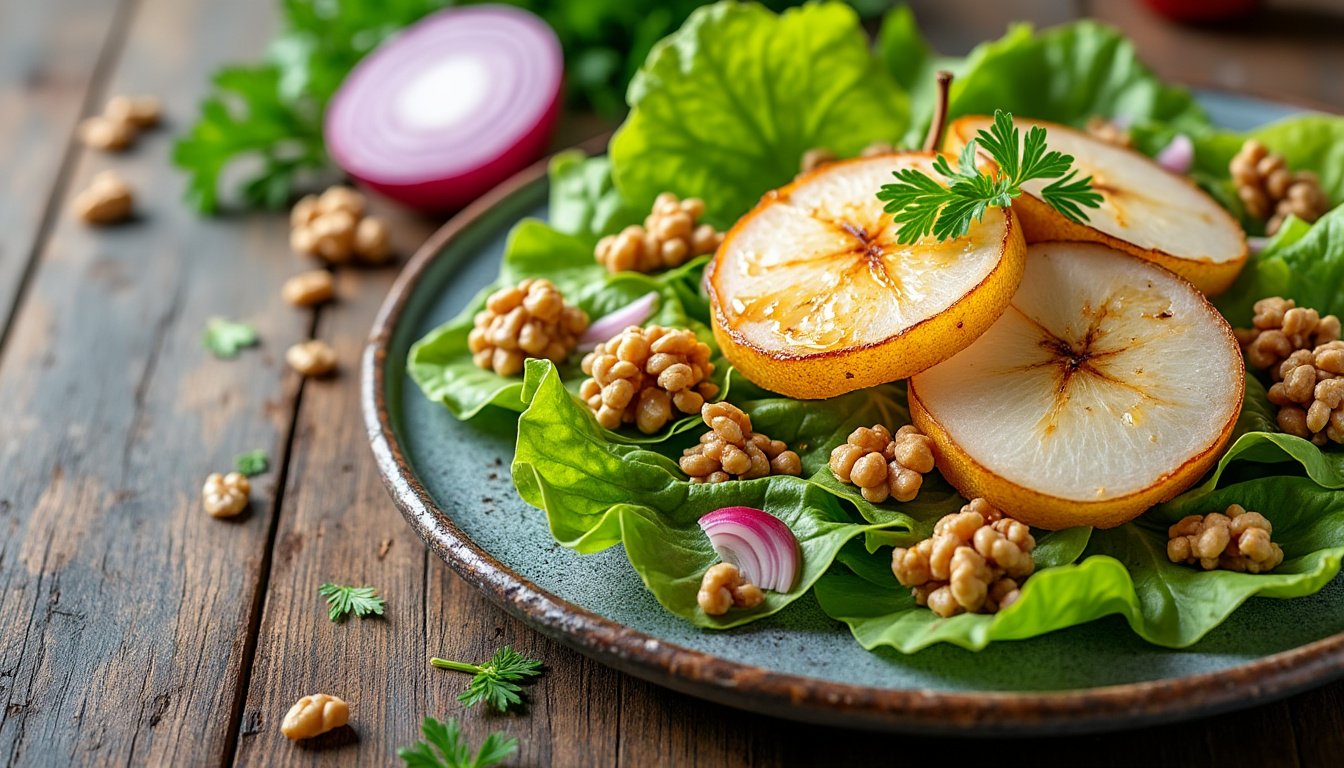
[2,0,1342,765]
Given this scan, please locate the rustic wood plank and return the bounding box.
[0,0,130,349]
[1288,680,1344,767]
[1089,0,1344,111]
[0,0,305,763]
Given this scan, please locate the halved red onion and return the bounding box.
[577,292,658,351]
[698,506,800,593]
[1155,133,1194,175]
[1248,236,1271,254]
[325,6,563,212]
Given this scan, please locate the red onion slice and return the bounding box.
[698,506,800,593]
[1248,236,1270,255]
[577,292,658,351]
[1155,133,1194,175]
[325,6,563,211]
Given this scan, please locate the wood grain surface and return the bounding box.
[0,0,1341,765]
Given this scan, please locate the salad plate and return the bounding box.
[363,84,1344,734]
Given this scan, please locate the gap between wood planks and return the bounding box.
[0,0,141,361]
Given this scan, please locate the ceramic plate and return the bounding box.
[363,92,1344,735]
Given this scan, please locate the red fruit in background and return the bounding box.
[1142,0,1263,23]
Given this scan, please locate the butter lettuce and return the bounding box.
[879,12,1210,143]
[513,359,904,628]
[1217,206,1344,327]
[408,220,707,421]
[610,1,910,228]
[818,476,1344,652]
[547,151,642,247]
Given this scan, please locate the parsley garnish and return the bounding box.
[234,449,269,477]
[319,583,386,622]
[430,647,543,712]
[202,317,259,358]
[877,109,1103,244]
[398,716,517,768]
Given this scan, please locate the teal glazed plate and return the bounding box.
[363,93,1344,735]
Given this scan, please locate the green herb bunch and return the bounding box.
[431,647,543,712]
[877,109,1103,244]
[398,716,517,768]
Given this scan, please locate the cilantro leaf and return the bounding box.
[234,449,269,477]
[876,109,1103,244]
[430,646,543,712]
[318,583,386,622]
[203,317,259,359]
[398,717,518,768]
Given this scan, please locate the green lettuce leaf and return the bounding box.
[547,151,642,247]
[609,1,910,228]
[408,220,706,421]
[513,359,900,628]
[878,12,1210,144]
[1216,205,1344,326]
[817,476,1344,652]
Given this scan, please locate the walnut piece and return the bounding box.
[680,402,801,482]
[73,171,134,225]
[1235,296,1341,375]
[829,424,936,503]
[595,193,722,273]
[105,95,162,129]
[280,693,349,740]
[468,279,587,377]
[1231,140,1330,234]
[891,498,1036,618]
[281,270,335,307]
[1167,504,1284,573]
[203,472,250,518]
[289,186,394,265]
[1267,340,1344,445]
[697,562,764,616]
[579,325,718,433]
[287,340,338,377]
[77,94,161,152]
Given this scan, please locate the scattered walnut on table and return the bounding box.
[289,186,394,265]
[595,193,722,273]
[280,693,349,740]
[891,498,1036,618]
[1167,504,1284,573]
[203,472,250,518]
[468,279,587,377]
[829,424,936,503]
[281,270,335,307]
[579,325,718,433]
[697,562,764,616]
[287,340,338,377]
[105,95,162,129]
[73,171,134,225]
[1231,140,1330,234]
[77,94,161,152]
[680,402,801,482]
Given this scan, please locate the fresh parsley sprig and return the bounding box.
[398,716,517,768]
[319,583,386,622]
[431,647,543,712]
[877,109,1103,244]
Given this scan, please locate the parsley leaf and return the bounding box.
[234,449,269,477]
[398,717,517,768]
[430,647,543,712]
[319,583,386,622]
[202,317,259,359]
[877,109,1103,244]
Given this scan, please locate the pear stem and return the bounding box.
[922,70,954,152]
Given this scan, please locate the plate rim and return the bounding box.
[362,117,1344,736]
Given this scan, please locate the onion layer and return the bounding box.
[325,6,563,212]
[578,292,658,351]
[1155,133,1194,175]
[698,507,800,593]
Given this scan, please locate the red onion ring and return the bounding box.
[698,506,800,593]
[577,292,658,351]
[325,5,563,212]
[1155,133,1194,175]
